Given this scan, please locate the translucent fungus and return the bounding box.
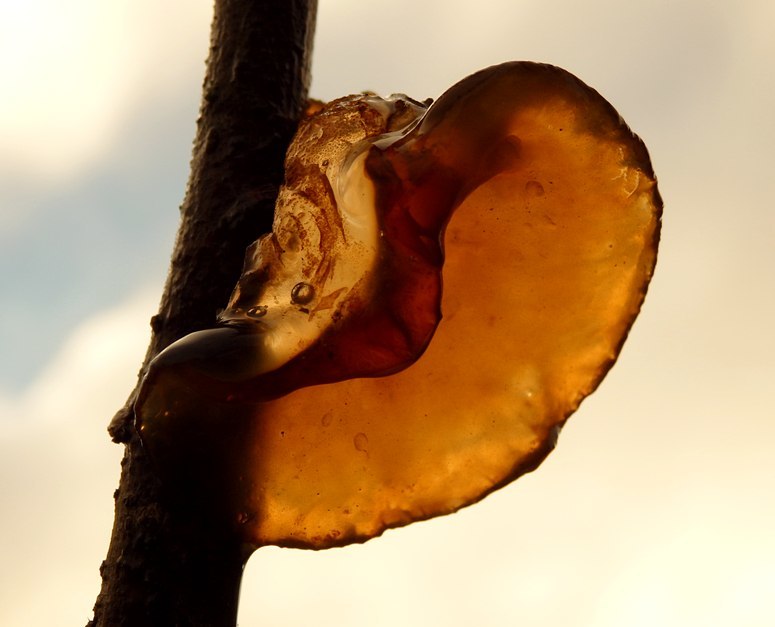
[136,62,661,549]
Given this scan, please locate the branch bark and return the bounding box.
[90,1,317,625]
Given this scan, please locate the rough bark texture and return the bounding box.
[90,1,317,625]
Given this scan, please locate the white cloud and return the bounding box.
[0,288,156,626]
[0,0,212,195]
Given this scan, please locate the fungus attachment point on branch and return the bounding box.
[136,62,661,550]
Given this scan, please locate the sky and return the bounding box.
[1,0,774,625]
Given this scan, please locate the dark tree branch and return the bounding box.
[90,1,317,625]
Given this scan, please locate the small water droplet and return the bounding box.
[291,282,315,305]
[236,512,250,524]
[247,305,268,318]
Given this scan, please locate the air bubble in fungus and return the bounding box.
[136,62,662,550]
[290,282,315,305]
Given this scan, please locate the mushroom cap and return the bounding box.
[136,62,661,550]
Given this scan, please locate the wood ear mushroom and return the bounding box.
[136,62,661,550]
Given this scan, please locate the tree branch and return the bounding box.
[90,1,317,625]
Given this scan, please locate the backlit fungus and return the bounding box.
[136,62,662,549]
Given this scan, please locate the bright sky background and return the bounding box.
[1,1,773,625]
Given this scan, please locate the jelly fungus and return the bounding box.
[136,62,661,549]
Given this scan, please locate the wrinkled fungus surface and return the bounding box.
[136,62,661,549]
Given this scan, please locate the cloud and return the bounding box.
[0,289,155,626]
[0,0,212,204]
[0,1,212,392]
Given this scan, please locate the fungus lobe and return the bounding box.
[136,62,661,549]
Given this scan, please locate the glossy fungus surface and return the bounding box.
[136,62,661,549]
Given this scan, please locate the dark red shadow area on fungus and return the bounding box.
[136,62,661,549]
